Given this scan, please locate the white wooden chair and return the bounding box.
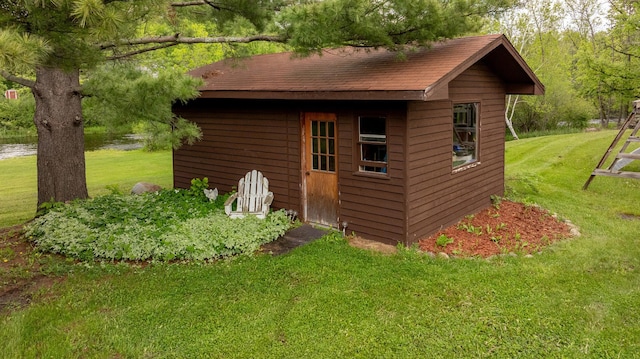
[224,170,274,219]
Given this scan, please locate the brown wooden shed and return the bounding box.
[173,34,544,245]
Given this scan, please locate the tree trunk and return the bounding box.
[32,67,88,208]
[505,94,520,140]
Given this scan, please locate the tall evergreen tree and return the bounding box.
[0,0,516,208]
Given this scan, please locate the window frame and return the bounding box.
[452,102,480,171]
[356,115,388,175]
[309,119,337,173]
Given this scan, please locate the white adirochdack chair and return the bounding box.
[224,170,274,219]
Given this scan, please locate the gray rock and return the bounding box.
[131,182,162,195]
[565,220,581,237]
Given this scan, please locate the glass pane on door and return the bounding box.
[311,120,336,173]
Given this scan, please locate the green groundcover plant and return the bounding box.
[24,180,291,261]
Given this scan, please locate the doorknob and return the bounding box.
[305,171,310,176]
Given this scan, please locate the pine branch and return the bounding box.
[171,1,220,8]
[0,69,35,88]
[99,34,286,51]
[107,43,180,60]
[170,1,284,16]
[170,0,284,11]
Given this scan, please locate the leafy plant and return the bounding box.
[515,240,529,252]
[485,224,493,235]
[435,234,454,248]
[490,194,502,209]
[35,198,65,217]
[322,231,345,244]
[24,187,291,261]
[452,241,464,256]
[189,177,210,200]
[105,184,124,195]
[457,223,483,236]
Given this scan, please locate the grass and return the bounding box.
[505,127,585,141]
[0,149,172,227]
[0,125,133,138]
[0,128,37,140]
[1,130,640,357]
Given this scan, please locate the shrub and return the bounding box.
[0,92,36,131]
[25,187,291,261]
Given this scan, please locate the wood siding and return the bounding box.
[406,62,507,244]
[337,104,407,245]
[174,61,508,246]
[173,100,407,244]
[173,99,302,212]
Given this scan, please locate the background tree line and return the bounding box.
[2,1,638,143]
[2,0,640,206]
[493,0,640,135]
[2,0,517,206]
[0,15,283,143]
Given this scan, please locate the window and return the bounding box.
[310,119,336,172]
[358,116,387,173]
[452,103,478,168]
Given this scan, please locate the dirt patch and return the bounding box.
[0,225,65,314]
[261,224,327,255]
[419,200,576,258]
[619,213,640,221]
[1,225,32,267]
[0,275,63,313]
[348,236,397,255]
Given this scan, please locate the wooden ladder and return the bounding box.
[583,100,640,190]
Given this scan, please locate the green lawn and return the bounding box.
[1,131,640,358]
[0,149,172,227]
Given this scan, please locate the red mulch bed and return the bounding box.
[419,200,575,257]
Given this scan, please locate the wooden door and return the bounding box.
[303,113,339,226]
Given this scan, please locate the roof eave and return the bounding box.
[426,35,545,98]
[506,82,546,95]
[198,90,427,101]
[498,37,546,95]
[423,83,449,101]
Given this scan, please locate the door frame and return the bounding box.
[301,112,339,226]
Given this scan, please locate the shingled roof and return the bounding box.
[190,34,544,101]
